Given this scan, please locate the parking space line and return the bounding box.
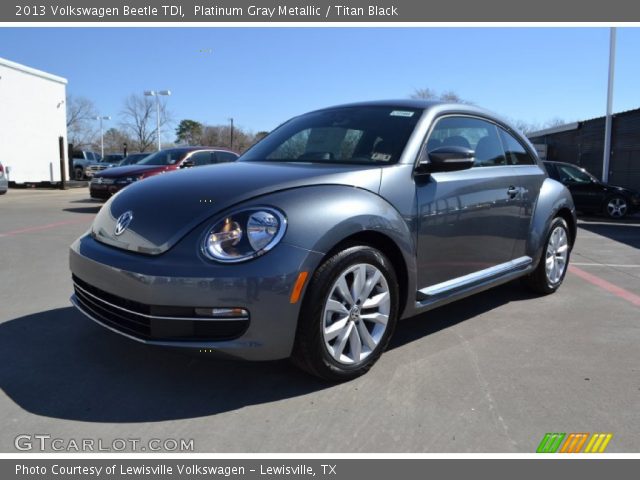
[0,218,90,237]
[569,265,640,307]
[572,263,640,268]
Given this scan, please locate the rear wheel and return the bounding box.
[604,195,628,219]
[292,246,399,381]
[524,217,571,294]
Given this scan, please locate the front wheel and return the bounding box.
[524,217,571,294]
[604,195,628,219]
[292,246,399,381]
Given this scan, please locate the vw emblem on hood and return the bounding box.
[114,211,134,236]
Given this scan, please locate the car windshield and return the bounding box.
[558,164,594,184]
[120,154,147,165]
[240,106,423,165]
[137,149,188,166]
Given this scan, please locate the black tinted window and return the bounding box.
[216,152,238,163]
[428,116,506,167]
[499,129,536,165]
[543,163,559,180]
[189,151,212,166]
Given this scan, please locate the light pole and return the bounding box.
[602,28,616,183]
[229,117,234,150]
[95,115,111,158]
[144,90,171,151]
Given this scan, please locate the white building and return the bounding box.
[0,57,68,184]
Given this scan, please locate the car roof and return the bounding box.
[309,99,510,127]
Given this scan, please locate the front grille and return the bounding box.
[72,275,249,342]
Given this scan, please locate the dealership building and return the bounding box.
[0,57,68,185]
[528,107,640,191]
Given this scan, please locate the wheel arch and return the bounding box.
[319,230,410,320]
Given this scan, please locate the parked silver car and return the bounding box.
[70,100,576,381]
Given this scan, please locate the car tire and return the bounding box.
[524,217,571,295]
[74,168,84,181]
[604,195,628,219]
[292,246,399,382]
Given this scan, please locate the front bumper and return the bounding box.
[90,182,126,199]
[69,233,323,360]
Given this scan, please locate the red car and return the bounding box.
[89,147,238,200]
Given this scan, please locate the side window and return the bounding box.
[427,116,506,167]
[499,129,536,165]
[214,152,239,163]
[189,151,212,166]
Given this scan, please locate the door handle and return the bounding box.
[507,186,519,198]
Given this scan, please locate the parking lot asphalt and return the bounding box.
[1,188,639,453]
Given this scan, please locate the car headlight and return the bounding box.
[202,207,287,263]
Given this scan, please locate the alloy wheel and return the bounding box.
[606,197,628,218]
[322,263,390,365]
[545,225,569,285]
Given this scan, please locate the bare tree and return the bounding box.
[201,124,257,153]
[66,95,98,148]
[545,117,566,128]
[96,127,133,154]
[410,87,437,100]
[411,87,472,104]
[120,94,171,152]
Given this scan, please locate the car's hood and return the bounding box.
[602,182,639,196]
[95,165,168,177]
[91,161,383,255]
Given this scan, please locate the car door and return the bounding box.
[498,128,547,259]
[554,163,601,211]
[415,115,522,291]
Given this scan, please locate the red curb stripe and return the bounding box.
[0,218,90,237]
[569,265,640,307]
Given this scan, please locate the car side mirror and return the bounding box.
[180,160,195,169]
[416,146,475,174]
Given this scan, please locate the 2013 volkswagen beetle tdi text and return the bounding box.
[70,100,577,381]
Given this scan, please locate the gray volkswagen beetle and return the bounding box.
[70,100,576,381]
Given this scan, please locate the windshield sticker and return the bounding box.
[390,110,415,117]
[372,152,392,162]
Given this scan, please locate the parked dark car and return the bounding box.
[89,147,238,200]
[544,161,640,218]
[71,100,576,381]
[118,153,150,166]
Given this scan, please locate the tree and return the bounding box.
[545,117,566,128]
[200,124,258,153]
[120,94,171,152]
[255,131,270,142]
[411,88,437,100]
[98,127,133,154]
[175,119,204,145]
[66,95,98,148]
[410,87,472,104]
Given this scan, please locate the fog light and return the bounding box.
[195,307,249,319]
